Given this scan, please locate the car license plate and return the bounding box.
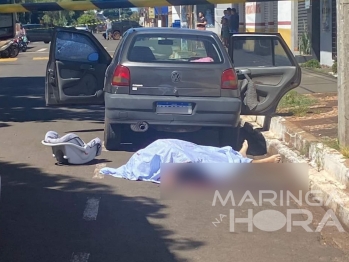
[156,102,192,115]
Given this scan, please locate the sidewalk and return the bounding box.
[279,69,338,141]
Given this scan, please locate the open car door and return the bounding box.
[45,27,112,106]
[228,33,301,116]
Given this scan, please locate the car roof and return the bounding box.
[128,27,217,36]
[23,24,43,27]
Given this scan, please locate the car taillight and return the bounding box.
[112,65,130,86]
[221,69,238,90]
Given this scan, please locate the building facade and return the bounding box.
[169,2,337,67]
[295,0,337,66]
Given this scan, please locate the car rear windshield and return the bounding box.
[127,34,223,64]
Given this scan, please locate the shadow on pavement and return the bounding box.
[0,76,267,155]
[0,161,204,262]
[0,77,104,123]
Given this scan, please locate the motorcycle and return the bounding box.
[15,35,28,52]
[0,39,20,58]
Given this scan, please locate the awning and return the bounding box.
[154,6,168,15]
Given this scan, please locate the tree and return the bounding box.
[77,12,99,31]
[42,10,76,26]
[102,8,133,20]
[129,11,140,22]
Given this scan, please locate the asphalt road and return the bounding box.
[0,37,347,262]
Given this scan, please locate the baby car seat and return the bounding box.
[42,131,102,165]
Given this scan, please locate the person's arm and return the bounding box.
[202,18,207,26]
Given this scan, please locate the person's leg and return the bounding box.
[239,140,248,157]
[238,139,281,163]
[252,155,282,163]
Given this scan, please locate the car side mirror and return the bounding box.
[88,52,99,62]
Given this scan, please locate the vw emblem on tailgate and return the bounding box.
[171,71,181,83]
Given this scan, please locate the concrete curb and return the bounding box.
[302,68,338,80]
[241,116,349,229]
[244,115,349,188]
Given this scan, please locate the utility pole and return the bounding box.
[337,0,349,146]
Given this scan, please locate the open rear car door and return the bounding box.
[228,33,301,116]
[45,27,112,106]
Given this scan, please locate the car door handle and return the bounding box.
[235,68,251,75]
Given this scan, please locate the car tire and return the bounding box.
[218,126,240,150]
[44,41,50,44]
[9,45,19,58]
[104,119,121,151]
[112,31,121,40]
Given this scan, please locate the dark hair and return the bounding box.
[198,11,204,16]
[232,8,237,13]
[227,8,232,11]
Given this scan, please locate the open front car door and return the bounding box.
[45,27,112,106]
[229,33,301,116]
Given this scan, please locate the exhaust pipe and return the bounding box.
[131,121,149,132]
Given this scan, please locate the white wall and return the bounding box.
[208,4,233,36]
[320,0,333,66]
[171,6,180,23]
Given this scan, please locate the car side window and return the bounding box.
[231,37,293,67]
[55,31,98,62]
[113,32,127,61]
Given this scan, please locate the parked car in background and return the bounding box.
[23,24,52,44]
[45,27,301,151]
[97,23,106,33]
[75,25,91,32]
[109,20,142,40]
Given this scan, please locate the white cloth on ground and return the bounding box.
[99,139,252,183]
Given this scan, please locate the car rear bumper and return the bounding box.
[105,94,241,128]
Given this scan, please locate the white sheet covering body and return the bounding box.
[99,139,252,183]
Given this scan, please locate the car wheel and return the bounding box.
[218,126,240,150]
[9,45,19,58]
[112,31,121,40]
[104,119,121,151]
[44,41,50,44]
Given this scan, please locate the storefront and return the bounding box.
[196,4,215,28]
[155,7,168,27]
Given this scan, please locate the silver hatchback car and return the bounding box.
[45,27,301,150]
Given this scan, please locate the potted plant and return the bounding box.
[295,21,313,63]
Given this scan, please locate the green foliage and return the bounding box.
[299,20,311,55]
[16,0,86,26]
[77,13,98,25]
[323,137,349,158]
[102,8,133,20]
[332,61,337,74]
[301,59,321,69]
[278,91,317,117]
[129,11,140,22]
[42,10,76,26]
